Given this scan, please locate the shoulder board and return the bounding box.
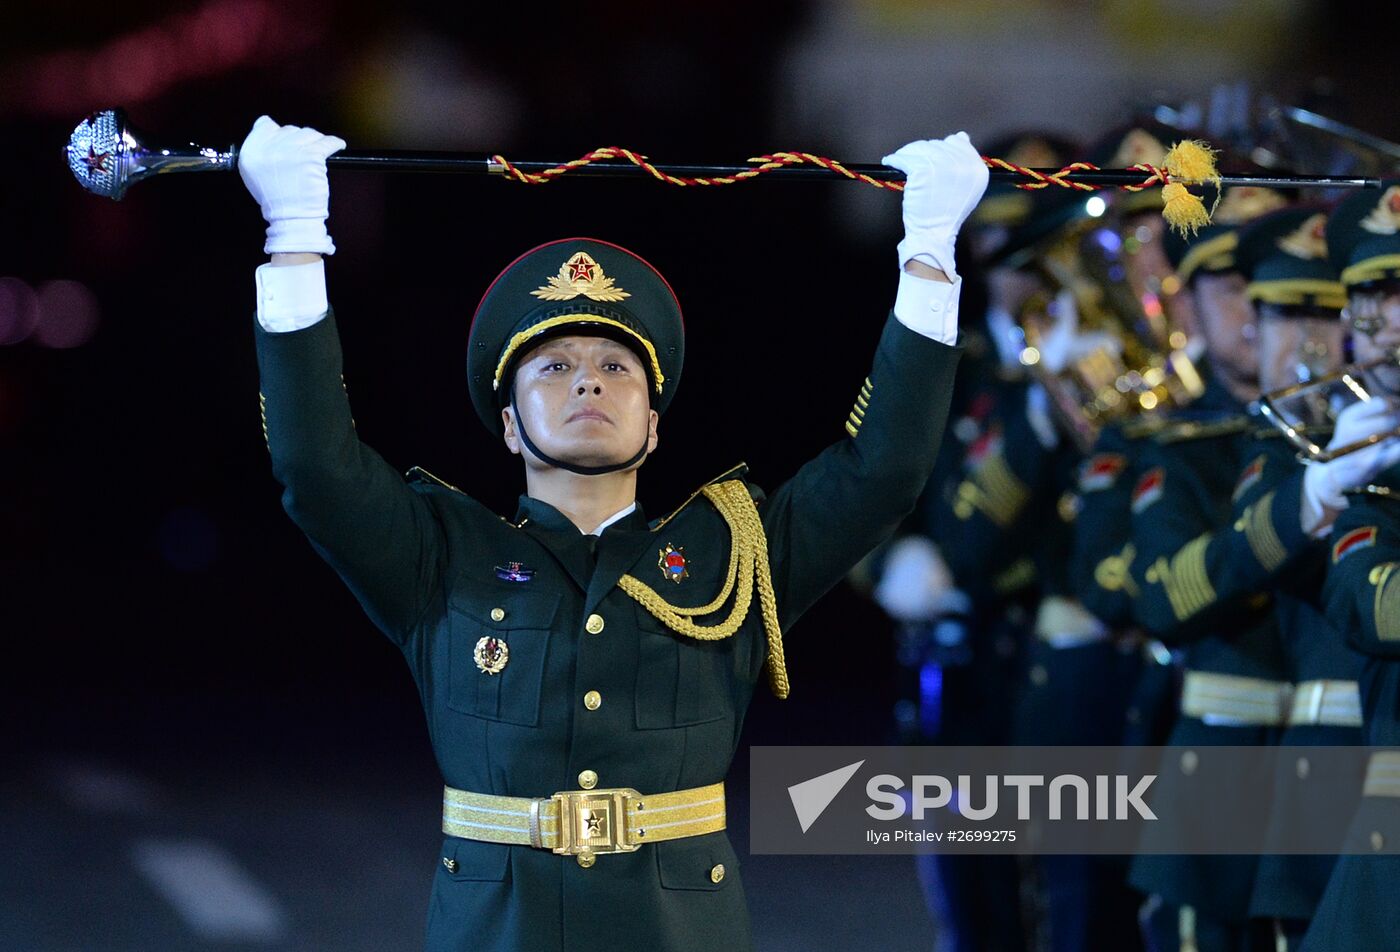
[404,465,466,494]
[1152,416,1251,445]
[651,461,751,532]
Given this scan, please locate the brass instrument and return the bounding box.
[1014,210,1206,452]
[1254,351,1400,461]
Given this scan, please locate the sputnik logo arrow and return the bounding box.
[787,760,865,833]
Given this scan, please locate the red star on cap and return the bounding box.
[84,146,110,173]
[568,257,595,282]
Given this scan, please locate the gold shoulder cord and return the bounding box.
[617,480,790,699]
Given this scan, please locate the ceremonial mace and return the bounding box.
[67,109,1383,229]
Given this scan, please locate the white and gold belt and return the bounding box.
[1181,672,1362,728]
[441,781,725,866]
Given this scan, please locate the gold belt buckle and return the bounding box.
[550,787,643,859]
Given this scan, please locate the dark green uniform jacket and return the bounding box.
[254,307,959,952]
[1243,434,1364,924]
[1126,388,1297,924]
[1304,468,1400,952]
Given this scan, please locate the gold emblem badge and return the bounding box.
[658,543,689,584]
[473,635,509,675]
[530,252,631,302]
[1277,213,1329,261]
[1110,129,1167,168]
[1361,186,1400,235]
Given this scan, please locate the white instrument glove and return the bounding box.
[1036,289,1122,374]
[874,536,961,623]
[237,115,346,255]
[1302,397,1400,517]
[882,132,990,278]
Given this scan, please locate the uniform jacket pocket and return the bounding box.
[634,601,731,729]
[447,588,560,726]
[656,833,737,891]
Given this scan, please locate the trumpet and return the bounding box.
[1254,350,1400,461]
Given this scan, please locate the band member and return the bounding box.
[237,114,986,951]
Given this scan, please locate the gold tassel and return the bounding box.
[1161,182,1211,237]
[1159,139,1222,238]
[1164,139,1220,185]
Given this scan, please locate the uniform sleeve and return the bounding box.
[932,383,1062,602]
[759,311,961,631]
[1324,494,1400,658]
[1129,440,1312,642]
[1070,427,1140,627]
[254,306,446,646]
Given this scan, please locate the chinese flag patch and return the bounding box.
[1333,526,1378,564]
[1131,467,1165,514]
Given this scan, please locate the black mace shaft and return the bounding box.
[67,108,1385,201]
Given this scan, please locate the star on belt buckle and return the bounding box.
[548,788,643,859]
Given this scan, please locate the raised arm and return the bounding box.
[242,116,446,647]
[760,133,988,628]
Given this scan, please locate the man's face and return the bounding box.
[1348,287,1400,395]
[1257,310,1344,393]
[1193,271,1259,397]
[501,335,659,471]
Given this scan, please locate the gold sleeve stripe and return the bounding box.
[963,455,1030,527]
[258,392,269,451]
[846,378,874,438]
[1146,534,1216,621]
[1373,562,1400,642]
[1242,491,1286,571]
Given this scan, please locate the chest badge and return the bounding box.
[474,636,509,675]
[659,543,689,584]
[495,561,535,583]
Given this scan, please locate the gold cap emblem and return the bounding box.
[1214,187,1288,226]
[1110,129,1167,168]
[1361,186,1400,235]
[1277,213,1329,261]
[531,252,631,302]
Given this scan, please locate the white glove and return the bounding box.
[1036,289,1122,374]
[882,132,990,277]
[874,536,961,623]
[1302,397,1400,518]
[1025,382,1059,450]
[237,115,346,255]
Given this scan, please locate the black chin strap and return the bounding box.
[509,382,649,476]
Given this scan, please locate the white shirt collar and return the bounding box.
[588,501,638,536]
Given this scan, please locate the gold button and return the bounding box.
[709,863,726,884]
[577,849,596,868]
[1180,750,1198,776]
[1372,831,1385,852]
[584,690,602,711]
[578,769,598,789]
[585,613,605,634]
[1296,756,1310,780]
[490,607,505,622]
[442,857,458,873]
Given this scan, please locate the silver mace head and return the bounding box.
[66,108,236,201]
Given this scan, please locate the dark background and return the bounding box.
[2,1,1395,948]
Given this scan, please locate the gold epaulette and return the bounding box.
[1151,416,1251,445]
